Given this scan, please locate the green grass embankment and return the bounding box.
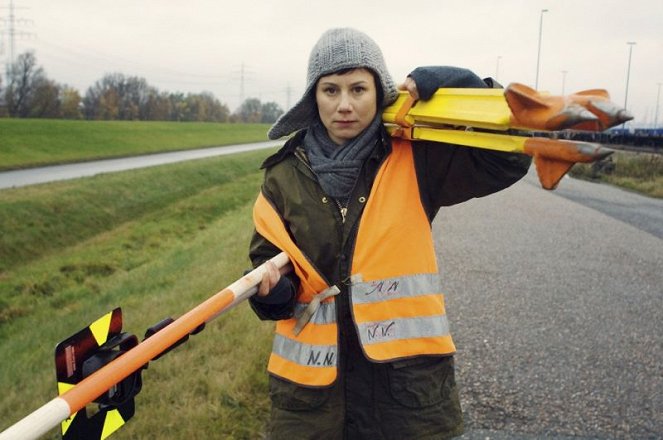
[0,119,271,170]
[0,149,276,438]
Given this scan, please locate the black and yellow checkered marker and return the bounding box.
[55,308,140,439]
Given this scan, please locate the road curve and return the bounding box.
[437,172,662,439]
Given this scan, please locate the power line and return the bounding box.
[31,37,233,81]
[0,0,33,68]
[229,62,255,105]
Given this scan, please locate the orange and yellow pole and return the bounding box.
[0,253,291,440]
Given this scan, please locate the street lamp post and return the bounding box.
[655,82,661,131]
[623,41,637,125]
[535,9,549,90]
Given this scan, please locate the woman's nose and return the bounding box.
[337,92,352,112]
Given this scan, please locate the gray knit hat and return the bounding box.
[268,28,398,140]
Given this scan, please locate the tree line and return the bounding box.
[0,51,284,123]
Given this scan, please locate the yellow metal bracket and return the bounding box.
[382,83,631,189]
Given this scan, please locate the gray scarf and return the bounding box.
[304,114,382,201]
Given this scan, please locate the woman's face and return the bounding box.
[315,68,378,145]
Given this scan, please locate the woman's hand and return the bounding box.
[258,261,281,297]
[398,76,420,100]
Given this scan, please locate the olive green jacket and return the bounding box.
[249,128,531,322]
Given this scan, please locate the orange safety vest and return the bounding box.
[253,139,456,387]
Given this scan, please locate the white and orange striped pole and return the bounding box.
[0,253,291,440]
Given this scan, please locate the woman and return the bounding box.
[249,28,530,439]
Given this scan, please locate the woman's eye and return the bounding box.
[353,86,366,94]
[324,87,337,95]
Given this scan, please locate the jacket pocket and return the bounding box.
[269,374,332,411]
[386,356,455,408]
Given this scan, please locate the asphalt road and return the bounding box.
[436,170,662,439]
[0,141,278,189]
[553,175,663,240]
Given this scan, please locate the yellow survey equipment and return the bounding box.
[383,83,632,189]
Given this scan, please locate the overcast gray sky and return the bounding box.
[3,0,662,126]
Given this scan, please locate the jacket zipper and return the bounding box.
[295,148,348,223]
[335,200,347,223]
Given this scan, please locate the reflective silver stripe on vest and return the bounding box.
[356,314,450,345]
[293,301,336,325]
[272,334,338,368]
[351,273,441,304]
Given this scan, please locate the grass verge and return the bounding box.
[0,119,271,170]
[0,150,276,438]
[0,149,268,274]
[569,151,663,198]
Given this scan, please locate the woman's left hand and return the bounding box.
[398,76,420,100]
[258,261,281,297]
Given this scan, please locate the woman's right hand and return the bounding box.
[398,76,420,100]
[258,261,281,297]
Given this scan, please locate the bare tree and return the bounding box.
[4,51,48,117]
[235,98,262,123]
[185,92,230,122]
[140,88,171,121]
[60,86,83,119]
[83,73,150,120]
[260,101,283,123]
[30,78,61,118]
[0,74,6,116]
